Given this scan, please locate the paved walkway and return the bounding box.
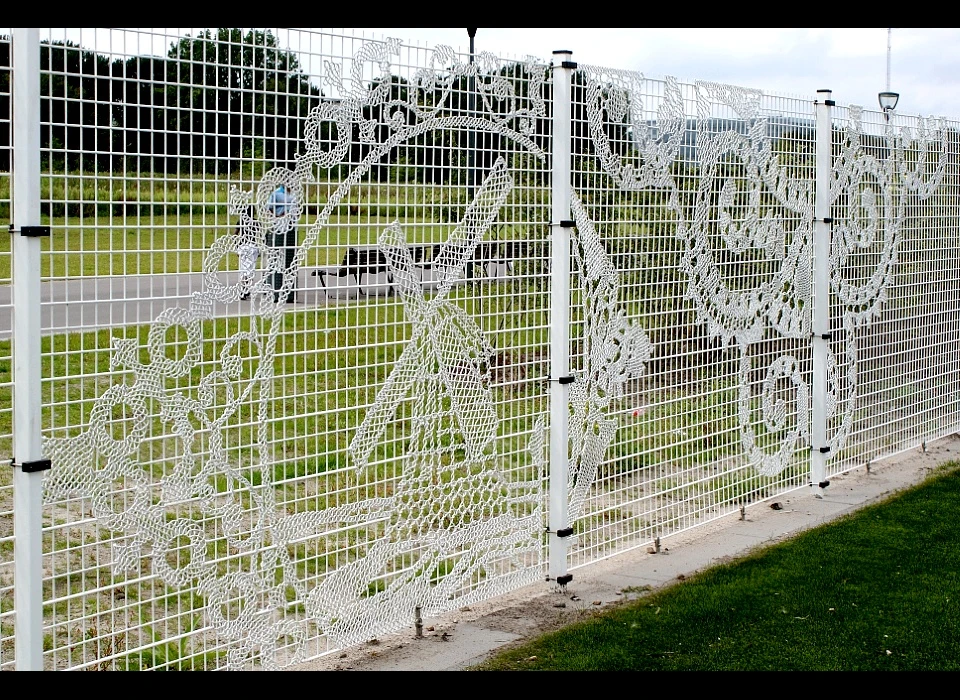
[0,263,513,340]
[290,434,960,671]
[0,268,341,340]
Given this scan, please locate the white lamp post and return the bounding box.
[467,28,477,198]
[878,28,899,120]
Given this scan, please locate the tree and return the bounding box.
[159,28,322,174]
[39,39,125,172]
[0,29,325,176]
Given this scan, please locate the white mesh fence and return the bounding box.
[825,105,960,474]
[1,28,958,670]
[1,26,13,673]
[566,68,815,568]
[10,28,551,671]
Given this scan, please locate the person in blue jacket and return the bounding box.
[236,204,259,301]
[266,183,298,303]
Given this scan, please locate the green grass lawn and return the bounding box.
[0,211,473,280]
[0,170,552,279]
[471,460,960,671]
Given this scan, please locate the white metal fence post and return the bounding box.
[811,89,834,497]
[548,50,574,584]
[11,27,46,671]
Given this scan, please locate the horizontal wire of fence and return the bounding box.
[1,27,959,670]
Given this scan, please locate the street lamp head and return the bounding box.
[879,91,899,113]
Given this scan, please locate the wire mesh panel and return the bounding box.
[825,104,960,475]
[20,28,551,670]
[566,65,816,568]
[0,28,14,672]
[7,27,960,672]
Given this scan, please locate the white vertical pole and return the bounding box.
[886,28,892,93]
[548,50,573,583]
[12,27,46,671]
[811,89,834,498]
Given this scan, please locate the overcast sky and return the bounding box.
[343,28,960,121]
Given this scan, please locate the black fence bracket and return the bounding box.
[547,375,575,385]
[12,458,52,473]
[9,225,51,237]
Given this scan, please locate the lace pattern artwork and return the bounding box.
[41,38,551,669]
[578,64,948,474]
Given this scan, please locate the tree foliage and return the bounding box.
[0,29,322,174]
[0,30,632,184]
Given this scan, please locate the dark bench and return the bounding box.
[313,240,529,294]
[413,243,441,267]
[314,246,395,295]
[467,240,529,278]
[313,244,446,294]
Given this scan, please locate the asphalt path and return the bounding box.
[0,261,514,340]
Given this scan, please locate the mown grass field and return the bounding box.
[472,460,960,671]
[0,170,553,279]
